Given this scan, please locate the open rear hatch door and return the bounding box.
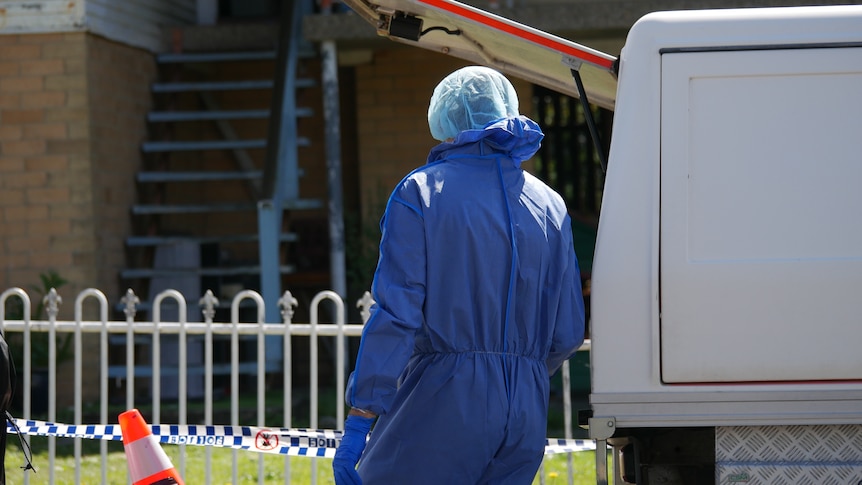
[339,0,618,110]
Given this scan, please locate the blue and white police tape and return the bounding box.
[8,419,596,457]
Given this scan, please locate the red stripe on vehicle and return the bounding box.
[417,0,616,70]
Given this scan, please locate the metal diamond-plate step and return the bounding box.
[716,425,862,484]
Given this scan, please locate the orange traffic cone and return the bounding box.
[118,409,185,485]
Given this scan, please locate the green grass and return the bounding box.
[5,437,607,484]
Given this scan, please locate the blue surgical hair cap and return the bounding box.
[427,66,520,142]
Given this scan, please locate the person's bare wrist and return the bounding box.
[349,407,377,419]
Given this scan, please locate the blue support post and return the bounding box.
[258,199,281,324]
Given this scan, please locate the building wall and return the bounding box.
[1,32,93,313]
[354,47,536,217]
[0,32,155,321]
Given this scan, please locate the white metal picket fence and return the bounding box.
[0,286,589,485]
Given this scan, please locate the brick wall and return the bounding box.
[1,33,93,316]
[0,33,155,319]
[354,48,535,219]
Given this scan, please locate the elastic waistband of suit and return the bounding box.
[417,349,543,362]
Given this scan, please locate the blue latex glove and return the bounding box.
[333,415,375,485]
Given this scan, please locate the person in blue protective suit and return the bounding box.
[332,65,586,485]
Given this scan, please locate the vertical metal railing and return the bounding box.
[200,289,218,484]
[73,289,108,484]
[308,290,346,484]
[280,290,298,482]
[153,289,188,476]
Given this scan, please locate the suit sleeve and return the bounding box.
[346,190,426,416]
[546,216,587,376]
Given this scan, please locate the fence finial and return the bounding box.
[43,288,62,320]
[278,291,298,324]
[356,291,375,324]
[121,289,139,320]
[199,290,219,321]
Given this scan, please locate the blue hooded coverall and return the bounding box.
[346,113,586,484]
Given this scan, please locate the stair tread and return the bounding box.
[137,171,263,182]
[126,233,298,246]
[151,78,314,93]
[141,139,268,152]
[132,199,322,214]
[121,265,296,278]
[148,107,313,122]
[133,203,258,214]
[156,51,277,63]
[152,80,277,92]
[147,109,271,122]
[141,137,310,152]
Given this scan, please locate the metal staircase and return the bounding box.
[125,0,323,319]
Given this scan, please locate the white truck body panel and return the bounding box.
[660,46,862,383]
[590,6,862,427]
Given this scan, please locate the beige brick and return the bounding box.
[0,76,44,92]
[0,35,21,46]
[46,139,87,155]
[2,253,30,270]
[4,205,48,222]
[23,122,67,140]
[65,91,87,109]
[4,270,39,288]
[27,218,71,237]
[44,108,87,123]
[1,139,46,157]
[19,59,64,76]
[0,189,24,205]
[0,158,25,174]
[25,155,68,171]
[4,170,46,188]
[25,33,68,44]
[2,109,43,123]
[21,91,66,109]
[0,126,23,140]
[0,44,41,61]
[67,120,89,139]
[6,236,51,254]
[68,187,93,204]
[64,58,84,75]
[41,42,85,60]
[26,187,70,204]
[47,203,83,221]
[0,94,21,109]
[49,233,92,254]
[38,251,73,268]
[0,61,19,76]
[44,74,86,91]
[63,32,85,42]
